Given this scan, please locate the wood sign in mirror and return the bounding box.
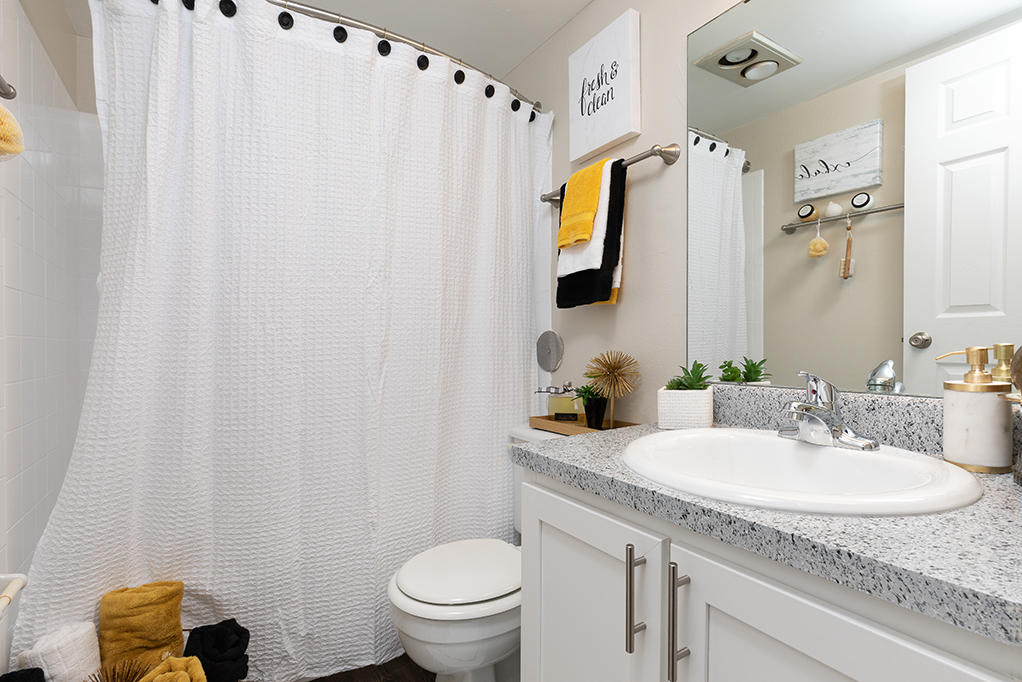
[687,0,1022,397]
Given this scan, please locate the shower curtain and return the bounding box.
[687,131,748,375]
[13,1,552,679]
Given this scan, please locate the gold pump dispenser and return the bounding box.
[992,343,1014,383]
[935,346,1011,391]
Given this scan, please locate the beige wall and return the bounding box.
[506,0,736,423]
[724,65,907,391]
[17,0,96,113]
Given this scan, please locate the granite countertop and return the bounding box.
[510,424,1022,646]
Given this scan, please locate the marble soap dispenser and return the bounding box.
[936,346,1014,473]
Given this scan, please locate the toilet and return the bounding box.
[387,427,562,682]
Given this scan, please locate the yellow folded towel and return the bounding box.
[0,103,24,160]
[556,158,610,248]
[98,581,185,669]
[138,656,207,682]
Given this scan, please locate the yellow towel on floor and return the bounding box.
[556,158,610,248]
[98,581,185,669]
[138,656,207,682]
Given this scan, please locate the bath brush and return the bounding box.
[0,103,24,161]
[807,219,828,258]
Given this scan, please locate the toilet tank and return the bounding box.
[509,427,564,534]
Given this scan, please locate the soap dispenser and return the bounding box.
[935,346,1013,473]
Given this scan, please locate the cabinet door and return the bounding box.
[521,483,667,682]
[670,544,1003,682]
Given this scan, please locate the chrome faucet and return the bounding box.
[779,371,879,450]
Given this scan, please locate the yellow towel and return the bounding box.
[594,288,619,305]
[0,103,24,160]
[138,656,207,682]
[556,158,610,248]
[98,581,185,669]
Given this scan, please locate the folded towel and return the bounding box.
[556,159,627,308]
[99,581,184,670]
[0,669,45,682]
[137,657,205,682]
[594,227,624,305]
[15,622,101,682]
[556,158,610,248]
[557,159,613,277]
[183,619,249,682]
[0,103,24,160]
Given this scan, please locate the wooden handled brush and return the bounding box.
[840,217,853,279]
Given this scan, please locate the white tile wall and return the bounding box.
[0,0,102,574]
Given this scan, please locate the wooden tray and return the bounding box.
[529,415,638,436]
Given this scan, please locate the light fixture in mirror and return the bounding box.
[687,0,1022,398]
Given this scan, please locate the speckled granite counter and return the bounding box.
[510,424,1022,646]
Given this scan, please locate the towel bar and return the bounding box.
[0,72,15,100]
[540,143,680,205]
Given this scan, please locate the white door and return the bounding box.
[520,483,667,682]
[904,21,1022,395]
[669,544,1002,681]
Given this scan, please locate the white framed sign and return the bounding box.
[568,9,641,163]
[793,119,883,202]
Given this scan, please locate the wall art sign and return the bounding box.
[568,9,641,163]
[793,119,883,202]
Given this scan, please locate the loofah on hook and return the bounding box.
[808,237,829,257]
[0,103,24,161]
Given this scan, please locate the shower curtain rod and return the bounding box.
[688,126,750,174]
[265,0,541,112]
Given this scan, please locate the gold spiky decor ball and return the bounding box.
[586,350,640,428]
[84,658,153,682]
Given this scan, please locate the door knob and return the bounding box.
[909,332,932,349]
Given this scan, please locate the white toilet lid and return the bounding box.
[396,539,521,605]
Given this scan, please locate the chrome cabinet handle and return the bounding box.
[625,543,647,654]
[667,562,692,681]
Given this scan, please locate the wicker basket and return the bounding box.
[657,385,713,429]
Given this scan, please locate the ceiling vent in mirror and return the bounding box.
[695,31,801,87]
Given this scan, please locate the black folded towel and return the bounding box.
[556,159,628,308]
[184,618,249,682]
[0,669,45,682]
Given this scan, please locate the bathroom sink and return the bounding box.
[621,428,982,515]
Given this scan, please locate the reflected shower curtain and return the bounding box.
[13,1,552,679]
[688,131,748,374]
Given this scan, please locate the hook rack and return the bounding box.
[0,72,15,100]
[540,143,681,205]
[781,202,903,234]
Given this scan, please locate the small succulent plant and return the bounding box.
[666,361,712,391]
[718,360,742,383]
[574,383,602,406]
[740,357,770,383]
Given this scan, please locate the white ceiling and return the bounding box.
[63,0,593,78]
[689,0,1022,134]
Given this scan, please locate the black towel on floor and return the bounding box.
[556,159,627,308]
[184,618,249,682]
[0,669,44,682]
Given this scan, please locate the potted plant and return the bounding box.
[575,384,608,430]
[740,356,771,385]
[658,361,714,429]
[718,360,742,383]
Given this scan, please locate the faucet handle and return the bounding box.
[797,370,840,411]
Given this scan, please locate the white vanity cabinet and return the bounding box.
[521,481,1010,682]
[669,544,999,681]
[520,483,668,682]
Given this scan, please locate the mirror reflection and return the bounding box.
[687,0,1022,397]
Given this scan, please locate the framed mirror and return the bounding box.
[687,0,1022,397]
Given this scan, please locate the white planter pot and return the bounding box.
[657,385,713,429]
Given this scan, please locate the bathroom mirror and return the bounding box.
[687,0,1022,397]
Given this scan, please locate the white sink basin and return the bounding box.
[621,428,982,515]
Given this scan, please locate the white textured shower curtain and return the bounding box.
[14,1,552,679]
[687,131,748,375]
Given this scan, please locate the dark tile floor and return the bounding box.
[314,655,434,682]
